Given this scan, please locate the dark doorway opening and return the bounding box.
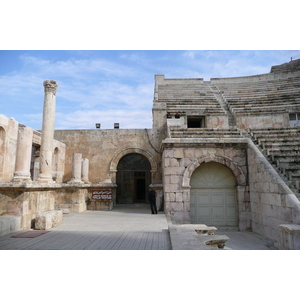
[135,176,146,202]
[116,154,151,204]
[187,116,205,128]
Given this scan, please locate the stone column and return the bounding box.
[33,153,40,181]
[12,124,33,182]
[69,153,83,183]
[37,80,58,183]
[81,158,90,183]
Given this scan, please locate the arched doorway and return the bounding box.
[116,153,151,204]
[190,162,238,226]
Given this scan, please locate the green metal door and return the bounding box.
[190,162,238,226]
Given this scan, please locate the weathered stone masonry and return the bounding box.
[1,59,300,249]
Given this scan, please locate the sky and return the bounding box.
[1,50,300,130]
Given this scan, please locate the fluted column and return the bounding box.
[37,80,58,183]
[12,124,33,182]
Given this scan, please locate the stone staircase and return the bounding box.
[170,128,242,139]
[205,82,236,128]
[247,127,300,197]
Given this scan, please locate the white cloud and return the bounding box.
[1,50,299,131]
[1,53,156,130]
[19,54,140,80]
[55,109,152,130]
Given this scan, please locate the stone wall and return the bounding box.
[0,186,56,230]
[166,115,229,130]
[236,113,289,129]
[54,129,162,185]
[0,184,98,234]
[161,139,250,229]
[248,140,300,247]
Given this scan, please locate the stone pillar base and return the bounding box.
[35,210,63,230]
[67,179,84,184]
[37,174,54,184]
[12,175,32,183]
[73,203,87,213]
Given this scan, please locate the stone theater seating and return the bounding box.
[213,75,300,120]
[249,127,300,195]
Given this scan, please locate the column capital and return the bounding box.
[43,80,58,95]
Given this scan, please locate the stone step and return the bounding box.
[171,129,240,134]
[250,127,300,133]
[267,149,300,157]
[276,157,300,163]
[270,153,300,162]
[276,160,300,170]
[257,138,300,146]
[255,134,300,142]
[262,142,300,149]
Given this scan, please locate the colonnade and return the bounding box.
[11,80,89,184]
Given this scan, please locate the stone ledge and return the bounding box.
[0,182,117,191]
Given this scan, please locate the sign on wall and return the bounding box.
[92,190,112,200]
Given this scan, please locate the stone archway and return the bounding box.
[180,154,247,227]
[190,161,238,226]
[110,147,157,184]
[182,154,246,188]
[110,147,157,172]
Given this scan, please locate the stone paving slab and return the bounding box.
[217,230,275,250]
[0,209,171,250]
[0,208,276,250]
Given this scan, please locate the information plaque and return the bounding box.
[91,190,112,200]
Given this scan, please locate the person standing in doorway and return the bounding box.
[148,186,157,214]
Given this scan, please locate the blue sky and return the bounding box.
[1,50,299,130]
[1,2,299,130]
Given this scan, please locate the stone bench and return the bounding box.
[196,234,230,249]
[35,210,63,230]
[278,224,300,250]
[167,218,229,250]
[0,216,21,236]
[179,224,217,235]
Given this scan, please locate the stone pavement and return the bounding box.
[0,207,171,250]
[0,206,275,250]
